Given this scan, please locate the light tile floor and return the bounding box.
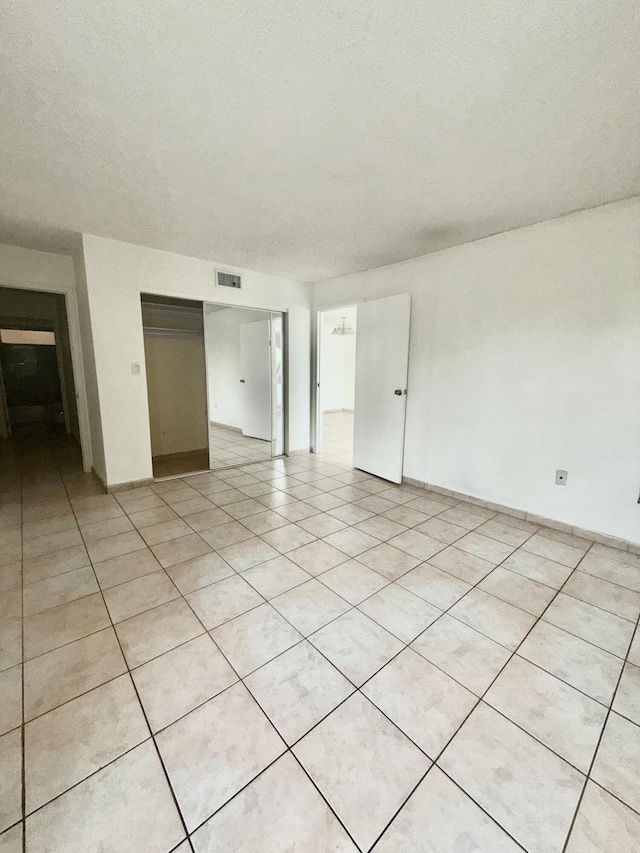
[153,424,272,478]
[1,433,640,851]
[323,411,354,464]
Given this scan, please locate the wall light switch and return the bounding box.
[555,469,568,485]
[131,362,141,375]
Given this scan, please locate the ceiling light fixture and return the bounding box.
[331,316,355,336]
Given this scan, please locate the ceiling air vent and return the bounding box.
[217,271,242,289]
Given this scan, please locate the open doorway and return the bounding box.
[317,306,357,463]
[0,286,81,445]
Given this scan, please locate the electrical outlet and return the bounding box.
[555,469,568,486]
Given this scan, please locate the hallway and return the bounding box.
[1,436,640,852]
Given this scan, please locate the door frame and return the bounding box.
[0,278,93,471]
[312,302,361,456]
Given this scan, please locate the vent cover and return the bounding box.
[217,271,242,289]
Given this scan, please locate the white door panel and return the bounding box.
[240,320,272,441]
[353,294,411,483]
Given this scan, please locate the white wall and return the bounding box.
[204,306,267,429]
[313,198,640,543]
[320,307,357,411]
[81,235,311,487]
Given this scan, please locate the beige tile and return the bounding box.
[0,589,21,624]
[412,614,511,695]
[592,712,640,813]
[244,641,353,745]
[92,547,162,590]
[359,583,441,643]
[80,515,134,543]
[23,527,83,560]
[613,662,640,725]
[24,628,126,721]
[239,510,290,535]
[115,598,204,668]
[543,593,635,657]
[162,486,203,506]
[428,546,495,584]
[563,571,640,622]
[25,740,184,853]
[406,497,459,517]
[0,729,21,833]
[523,533,586,567]
[242,555,312,599]
[375,766,520,853]
[328,503,375,525]
[139,518,193,546]
[580,551,640,593]
[414,515,467,545]
[24,593,110,660]
[293,692,430,851]
[319,560,389,605]
[260,524,317,554]
[217,536,279,571]
[156,682,285,832]
[455,531,516,563]
[288,539,349,575]
[591,543,640,568]
[273,500,321,522]
[473,518,532,547]
[116,492,166,514]
[479,566,555,616]
[22,514,77,541]
[199,521,254,549]
[103,570,179,623]
[519,620,623,705]
[151,533,212,568]
[0,622,22,673]
[355,542,421,581]
[23,566,98,617]
[436,506,487,530]
[304,492,345,511]
[354,495,397,515]
[322,527,379,558]
[449,588,536,650]
[186,574,263,629]
[0,563,21,593]
[126,505,178,529]
[566,779,640,852]
[165,551,234,594]
[363,648,476,757]
[0,666,21,736]
[0,822,22,853]
[171,496,217,517]
[355,515,407,541]
[211,603,302,677]
[297,513,347,538]
[397,562,471,609]
[23,544,89,586]
[224,498,266,520]
[440,703,584,853]
[486,656,607,772]
[191,753,357,853]
[25,674,149,812]
[310,609,403,687]
[132,634,237,732]
[388,529,447,562]
[271,579,350,635]
[87,530,146,563]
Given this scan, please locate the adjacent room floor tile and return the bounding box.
[363,648,476,757]
[485,655,607,772]
[358,583,441,643]
[210,602,302,676]
[156,682,285,831]
[375,766,521,853]
[132,633,237,731]
[25,741,185,853]
[25,674,149,812]
[244,641,353,744]
[411,614,511,695]
[309,609,403,686]
[518,620,623,705]
[439,703,584,853]
[591,711,640,813]
[191,753,357,852]
[293,692,430,852]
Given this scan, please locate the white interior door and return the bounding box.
[353,294,411,482]
[240,320,272,441]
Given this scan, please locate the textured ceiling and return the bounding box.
[1,1,638,281]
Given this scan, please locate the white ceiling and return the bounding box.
[1,1,638,282]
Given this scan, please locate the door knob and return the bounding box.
[394,389,402,395]
[239,380,245,383]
